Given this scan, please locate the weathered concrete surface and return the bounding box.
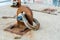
[0,5,60,40]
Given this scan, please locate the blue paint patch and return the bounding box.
[53,0,58,6]
[17,16,22,21]
[53,0,60,7]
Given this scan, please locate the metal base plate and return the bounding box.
[4,25,30,35]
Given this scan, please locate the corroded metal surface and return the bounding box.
[4,5,33,35]
[4,24,30,35]
[17,6,33,25]
[4,5,40,35]
[11,0,21,8]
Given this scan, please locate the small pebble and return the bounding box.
[14,37,21,39]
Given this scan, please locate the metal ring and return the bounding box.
[22,13,40,30]
[24,18,40,30]
[17,12,40,30]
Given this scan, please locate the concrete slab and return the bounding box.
[0,5,60,40]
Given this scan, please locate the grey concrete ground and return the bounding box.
[0,5,60,40]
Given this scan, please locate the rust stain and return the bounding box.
[25,30,34,40]
[2,16,15,19]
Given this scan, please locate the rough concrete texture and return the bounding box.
[0,5,60,40]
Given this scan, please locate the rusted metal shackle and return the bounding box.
[11,0,21,7]
[17,6,40,30]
